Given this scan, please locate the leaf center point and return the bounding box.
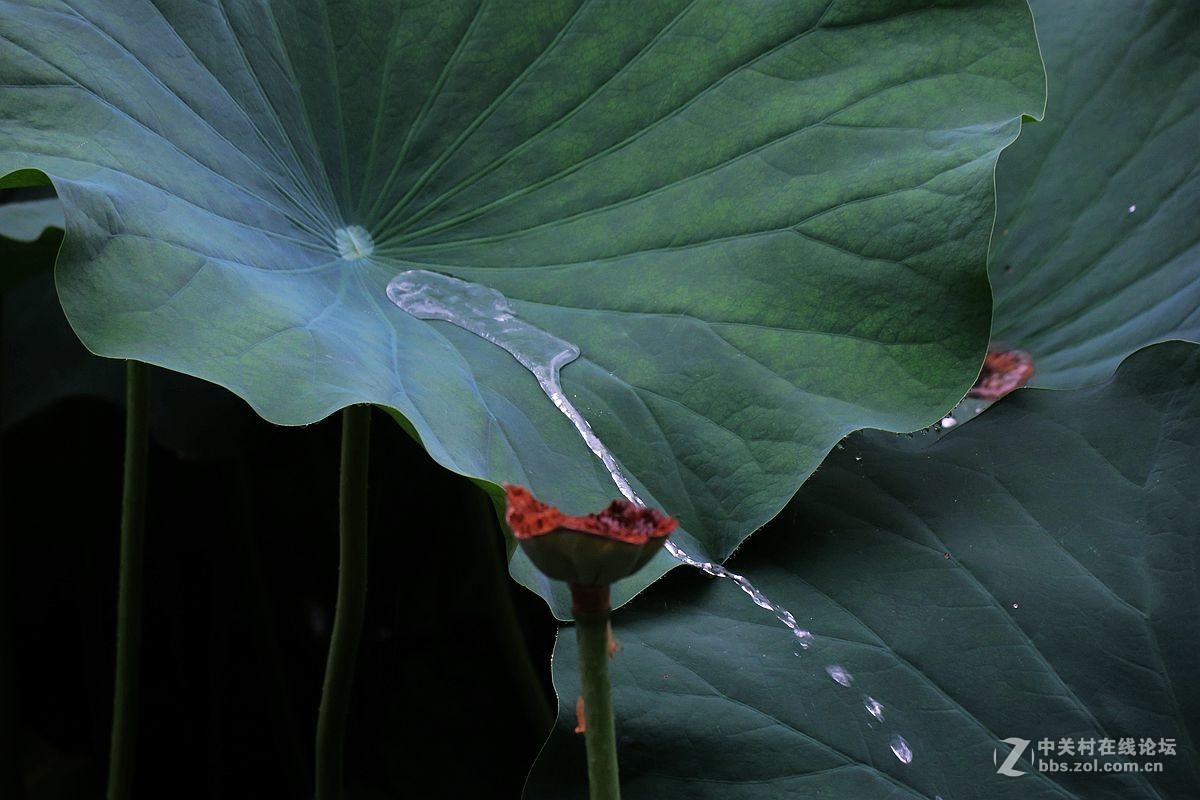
[334,226,375,261]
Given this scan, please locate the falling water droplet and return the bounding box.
[825,665,853,687]
[665,541,817,643]
[1128,204,1137,213]
[864,695,885,721]
[890,734,914,764]
[748,589,773,611]
[1012,602,1019,609]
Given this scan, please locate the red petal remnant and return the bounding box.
[504,485,676,544]
[501,484,566,537]
[503,484,677,587]
[968,348,1035,401]
[574,696,586,734]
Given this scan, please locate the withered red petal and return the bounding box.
[968,348,1035,401]
[502,483,677,544]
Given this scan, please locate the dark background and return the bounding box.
[2,186,560,799]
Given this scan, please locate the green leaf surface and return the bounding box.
[528,341,1200,798]
[0,1,1043,612]
[990,0,1200,388]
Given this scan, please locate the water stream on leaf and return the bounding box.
[387,268,913,764]
[825,664,853,687]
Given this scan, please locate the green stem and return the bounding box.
[106,360,149,800]
[572,585,620,800]
[315,404,372,800]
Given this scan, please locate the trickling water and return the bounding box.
[387,269,911,760]
[864,695,885,721]
[825,665,853,687]
[387,270,641,504]
[387,269,816,645]
[661,540,814,648]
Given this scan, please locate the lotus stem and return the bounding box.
[315,404,372,800]
[572,584,620,800]
[106,360,150,800]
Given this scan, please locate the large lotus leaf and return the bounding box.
[990,0,1200,388]
[0,1,1043,613]
[529,340,1200,798]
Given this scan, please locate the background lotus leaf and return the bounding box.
[529,341,1200,799]
[990,0,1200,388]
